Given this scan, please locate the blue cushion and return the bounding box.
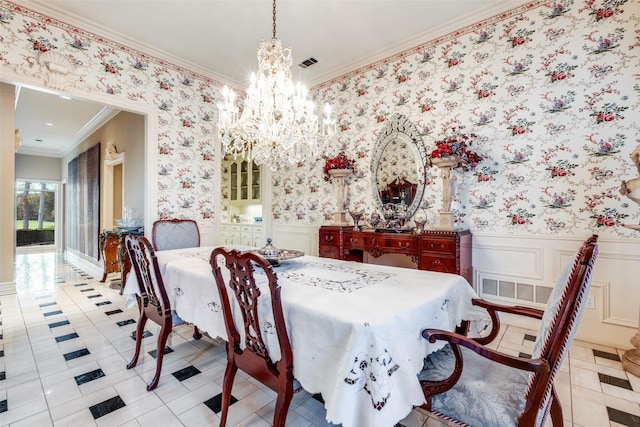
[531,255,576,359]
[171,310,187,326]
[419,345,532,427]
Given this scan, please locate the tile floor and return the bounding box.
[1,252,639,427]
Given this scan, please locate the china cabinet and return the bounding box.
[319,226,472,284]
[221,223,263,247]
[227,159,261,202]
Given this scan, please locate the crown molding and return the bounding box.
[309,0,535,88]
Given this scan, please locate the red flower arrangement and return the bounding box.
[323,151,355,181]
[430,128,483,171]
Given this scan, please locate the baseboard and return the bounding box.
[65,251,103,280]
[0,280,16,295]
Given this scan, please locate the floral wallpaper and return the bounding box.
[1,0,639,239]
[0,0,221,223]
[273,0,640,238]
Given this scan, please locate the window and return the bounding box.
[15,181,57,247]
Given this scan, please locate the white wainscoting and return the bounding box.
[473,233,640,349]
[271,224,320,256]
[199,224,218,247]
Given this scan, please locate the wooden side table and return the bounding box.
[99,228,143,293]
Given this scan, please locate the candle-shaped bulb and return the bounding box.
[324,103,332,120]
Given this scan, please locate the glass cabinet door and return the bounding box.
[240,161,249,200]
[230,162,238,200]
[225,157,261,204]
[251,162,260,199]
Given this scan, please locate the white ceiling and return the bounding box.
[15,87,118,157]
[15,0,529,158]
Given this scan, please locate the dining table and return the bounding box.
[123,244,487,427]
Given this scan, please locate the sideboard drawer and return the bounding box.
[371,235,419,254]
[421,237,457,255]
[319,230,340,246]
[343,232,366,249]
[319,227,341,260]
[419,255,458,275]
[319,245,340,259]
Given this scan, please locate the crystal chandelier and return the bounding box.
[217,0,335,171]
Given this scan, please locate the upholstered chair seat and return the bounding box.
[419,235,599,427]
[420,345,532,426]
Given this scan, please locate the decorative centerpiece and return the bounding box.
[430,128,483,230]
[324,151,356,226]
[413,209,427,233]
[349,210,364,231]
[369,212,381,229]
[255,238,304,267]
[115,207,144,231]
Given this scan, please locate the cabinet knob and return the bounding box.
[399,242,410,249]
[325,235,334,242]
[350,237,358,244]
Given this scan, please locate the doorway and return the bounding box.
[104,153,124,228]
[15,180,59,249]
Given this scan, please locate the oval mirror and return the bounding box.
[370,115,429,220]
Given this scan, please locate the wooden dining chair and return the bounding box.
[125,235,201,391]
[151,218,200,251]
[210,248,294,427]
[419,235,599,427]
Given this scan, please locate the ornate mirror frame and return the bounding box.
[370,114,430,219]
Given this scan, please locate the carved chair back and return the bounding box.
[124,234,174,391]
[210,247,294,427]
[522,235,598,425]
[126,234,171,317]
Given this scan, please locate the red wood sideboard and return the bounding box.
[319,226,472,284]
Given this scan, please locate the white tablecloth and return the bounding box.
[123,245,486,427]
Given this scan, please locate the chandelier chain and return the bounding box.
[272,0,277,39]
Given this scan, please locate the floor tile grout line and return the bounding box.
[14,275,56,426]
[48,258,200,424]
[12,255,138,425]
